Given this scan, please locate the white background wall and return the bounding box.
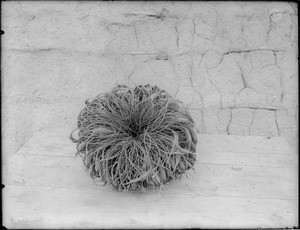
[2,1,298,156]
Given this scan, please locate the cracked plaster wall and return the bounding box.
[2,1,298,156]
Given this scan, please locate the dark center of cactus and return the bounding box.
[128,121,143,138]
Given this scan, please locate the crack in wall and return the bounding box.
[206,62,224,109]
[279,71,284,104]
[227,106,286,111]
[237,62,247,94]
[269,51,285,103]
[191,19,197,47]
[124,8,168,21]
[189,55,205,109]
[266,11,274,43]
[248,110,256,135]
[126,60,147,85]
[286,18,294,41]
[8,47,65,53]
[288,2,297,14]
[274,110,280,135]
[6,47,111,58]
[216,109,222,133]
[205,50,223,70]
[223,49,286,56]
[194,30,215,44]
[266,9,297,44]
[174,16,180,47]
[189,55,196,92]
[155,51,169,60]
[273,51,278,66]
[173,83,180,97]
[226,109,232,135]
[191,17,216,45]
[204,49,285,83]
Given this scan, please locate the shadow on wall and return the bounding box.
[2,1,298,155]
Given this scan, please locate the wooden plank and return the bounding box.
[3,185,298,229]
[197,150,298,168]
[3,154,93,189]
[3,132,298,229]
[13,131,295,159]
[197,134,295,154]
[16,129,74,157]
[14,144,298,168]
[4,153,298,200]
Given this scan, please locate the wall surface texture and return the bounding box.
[2,1,298,156]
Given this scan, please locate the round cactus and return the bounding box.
[70,84,197,191]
